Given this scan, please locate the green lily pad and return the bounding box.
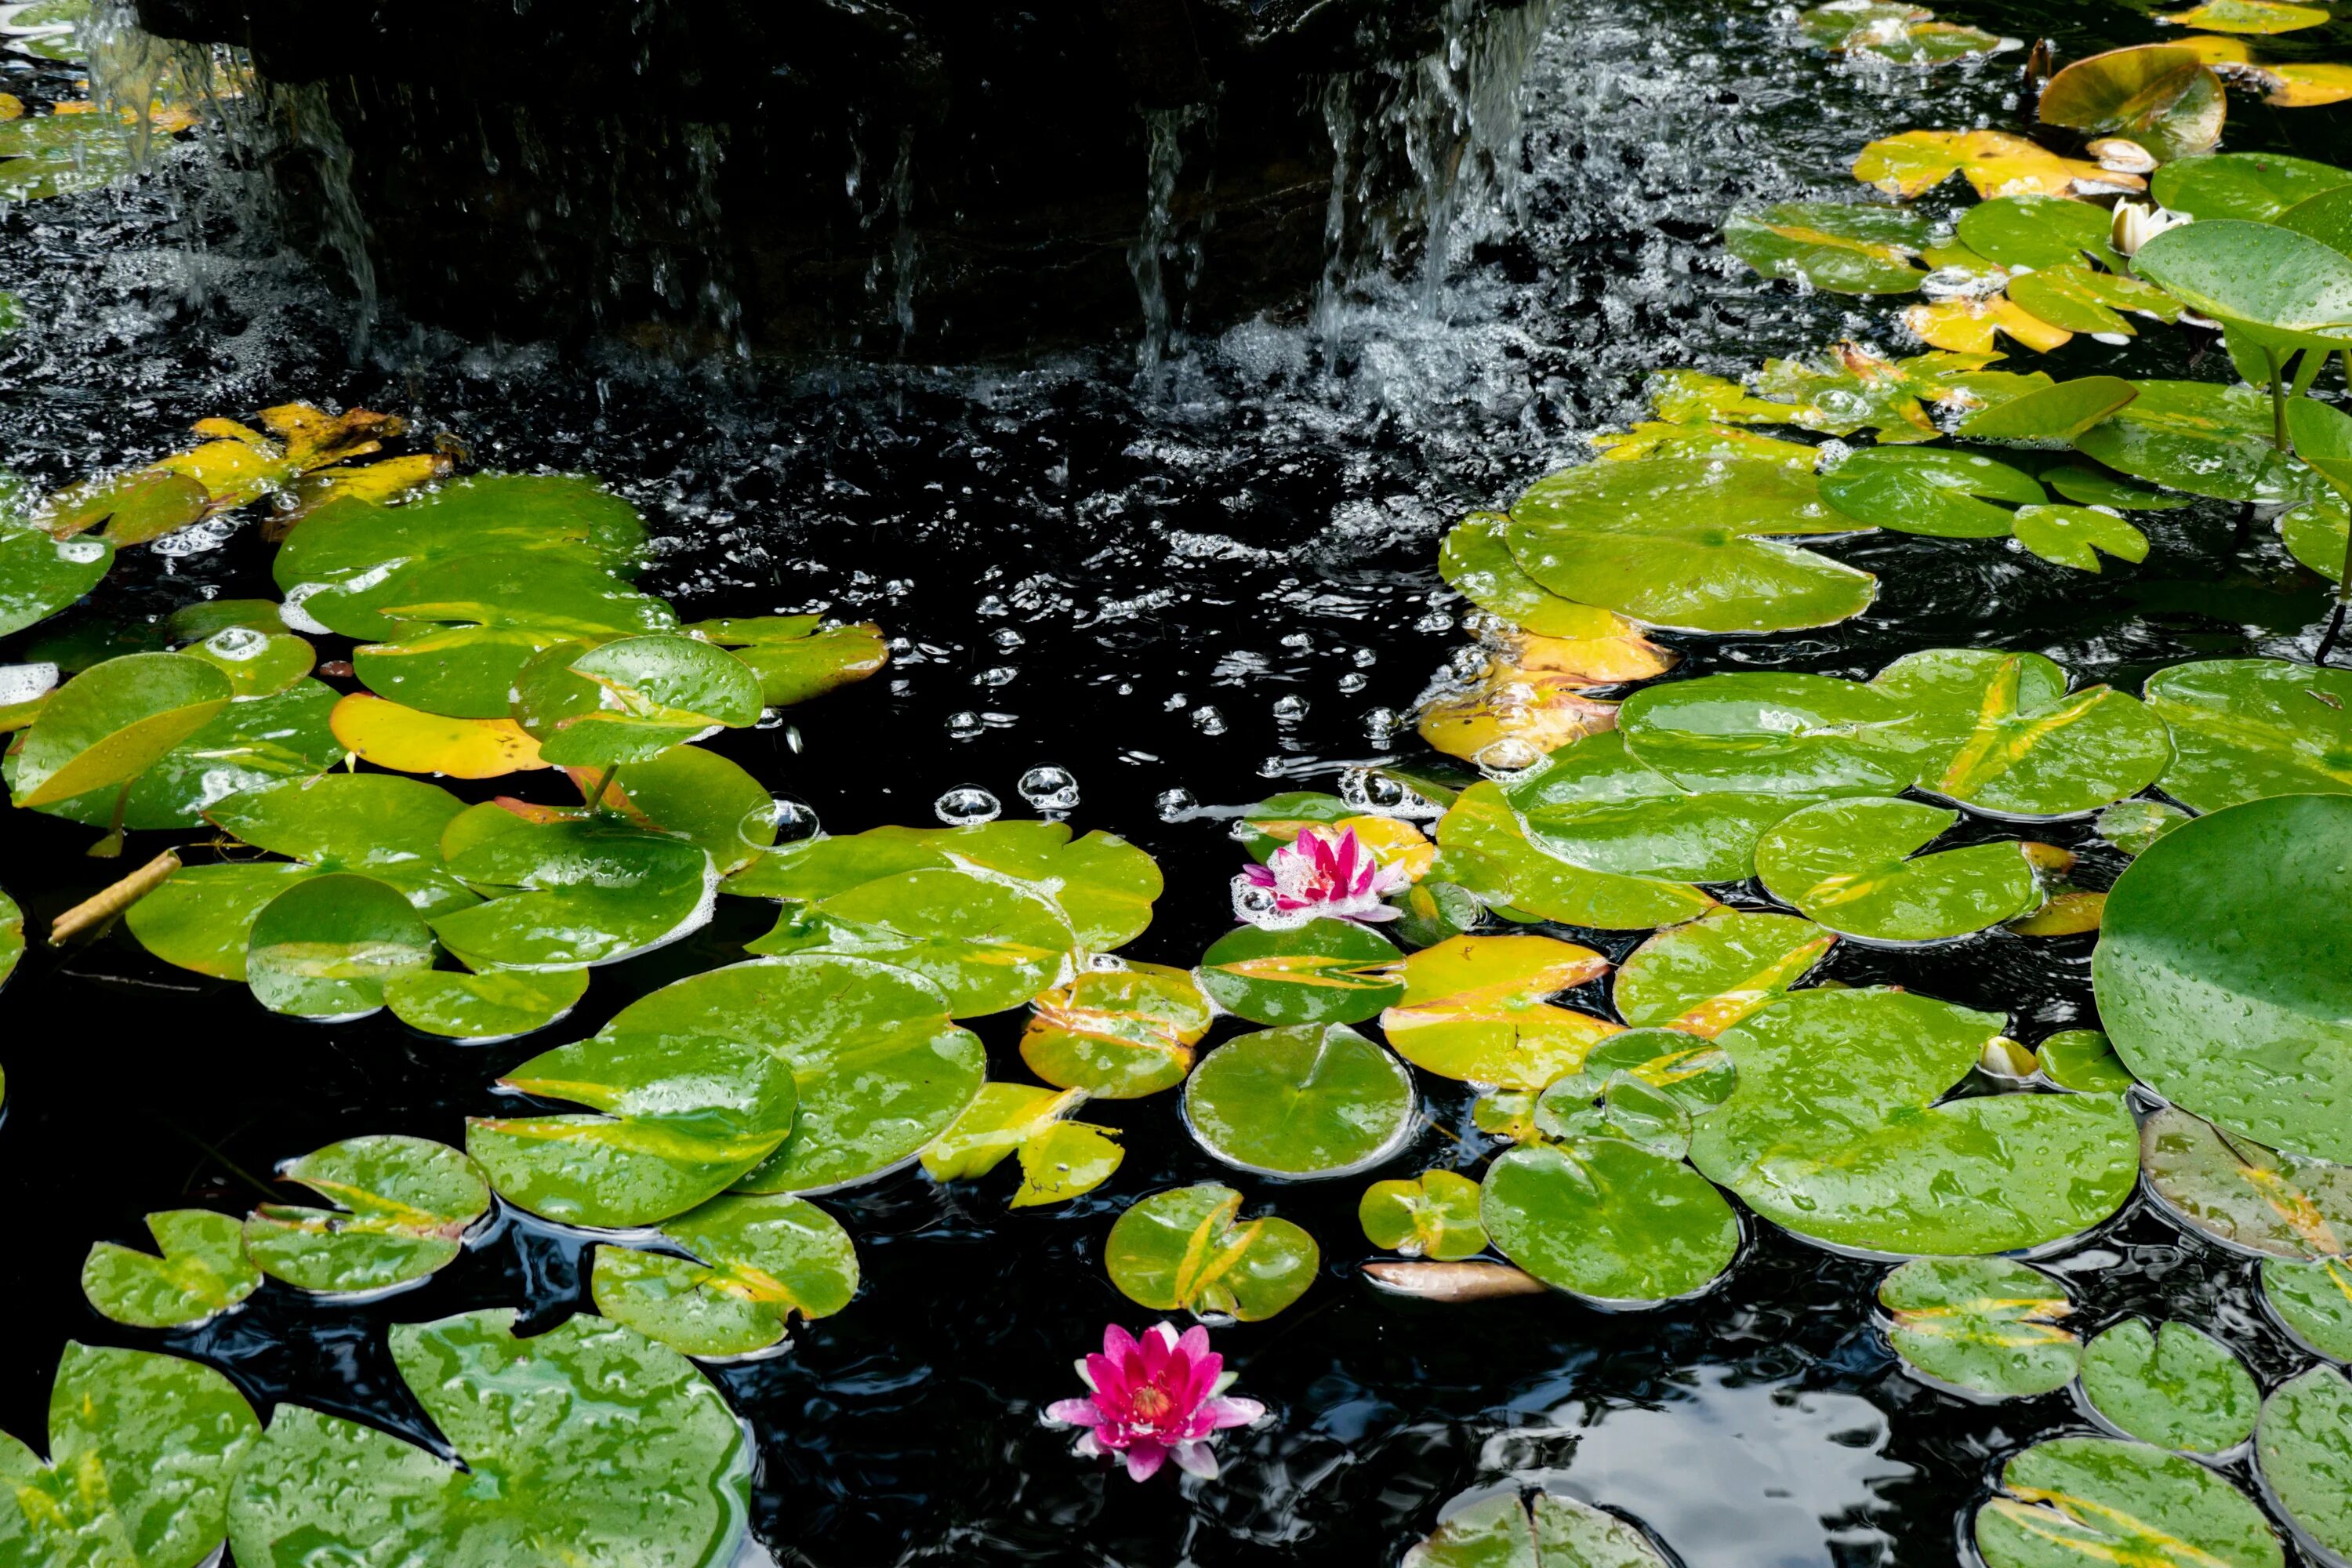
[1184,1022,1416,1177]
[2071,381,2305,502]
[5,652,231,809]
[682,615,888,707]
[385,964,590,1042]
[1690,987,2139,1254]
[243,1134,490,1295]
[0,885,18,992]
[2152,151,2352,220]
[1401,1491,1672,1568]
[1378,932,1616,1087]
[1617,671,1931,795]
[1480,1138,1739,1305]
[2137,1106,2352,1260]
[246,871,437,1018]
[917,1083,1124,1207]
[1534,1069,1697,1157]
[2136,221,2352,356]
[435,818,715,971]
[1722,202,1935,294]
[1541,1026,1739,1112]
[2256,1367,2352,1564]
[2082,1320,2259,1453]
[1359,1169,1489,1260]
[511,633,764,766]
[2096,793,2352,1162]
[123,860,321,979]
[1958,376,2140,445]
[747,865,1073,1017]
[1436,782,1719,929]
[589,743,775,876]
[591,1192,858,1359]
[1105,1182,1320,1321]
[2007,266,2180,339]
[208,771,477,913]
[1196,916,1404,1026]
[2039,45,2227,165]
[1019,960,1211,1098]
[605,956,984,1196]
[2143,659,2352,812]
[1875,648,2172,818]
[1878,1257,2081,1398]
[2282,493,2352,584]
[179,626,314,699]
[2096,799,2190,857]
[0,523,109,637]
[1504,730,1831,884]
[0,107,148,201]
[1975,1438,2283,1568]
[1754,797,2042,943]
[80,1209,260,1329]
[1820,447,2044,538]
[227,1308,752,1568]
[167,597,286,641]
[470,1026,800,1228]
[1613,909,1834,1036]
[2263,1256,2352,1360]
[2011,504,2151,572]
[1502,456,1876,633]
[1440,514,1642,637]
[37,678,347,831]
[2038,1028,2137,1093]
[1958,194,2125,273]
[0,1342,260,1568]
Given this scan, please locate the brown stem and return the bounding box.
[50,849,180,944]
[88,779,134,858]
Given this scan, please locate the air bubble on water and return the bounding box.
[1192,705,1227,735]
[1156,787,1198,822]
[1272,695,1309,722]
[1414,608,1454,633]
[278,584,334,636]
[1340,767,1409,812]
[1338,672,1369,694]
[0,662,58,706]
[741,796,821,848]
[1233,882,1280,921]
[993,627,1025,649]
[755,708,786,729]
[1365,707,1403,741]
[1475,736,1547,776]
[1018,764,1079,811]
[54,538,106,564]
[947,710,984,739]
[935,786,1002,826]
[1352,648,1377,668]
[202,626,269,661]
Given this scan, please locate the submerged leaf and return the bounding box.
[1722,202,1936,294]
[2138,1106,2352,1259]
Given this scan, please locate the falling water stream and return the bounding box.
[0,0,2346,1562]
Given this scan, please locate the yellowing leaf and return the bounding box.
[1417,628,1674,766]
[2159,0,2330,33]
[1905,298,2075,355]
[1853,129,2144,199]
[0,95,21,122]
[270,453,453,539]
[328,692,550,779]
[143,402,419,516]
[2008,890,2107,935]
[1591,420,1821,468]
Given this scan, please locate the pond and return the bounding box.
[2,0,2351,1564]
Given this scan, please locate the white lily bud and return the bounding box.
[2111,200,2190,257]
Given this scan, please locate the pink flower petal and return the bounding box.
[1046,1399,1106,1428]
[1102,1323,1138,1362]
[1200,1396,1265,1430]
[1073,1431,1102,1459]
[1171,1441,1221,1479]
[1124,1441,1167,1482]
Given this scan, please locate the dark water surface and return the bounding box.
[1,0,2347,1562]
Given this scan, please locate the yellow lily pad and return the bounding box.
[328,692,549,779]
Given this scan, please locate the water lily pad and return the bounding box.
[1196,917,1404,1026]
[244,1134,490,1294]
[2038,1028,2137,1092]
[1958,194,2125,272]
[435,818,715,971]
[1504,730,1828,884]
[1754,797,2042,943]
[0,523,109,637]
[1436,782,1719,929]
[607,956,983,1196]
[2096,793,2352,1162]
[1975,1438,2283,1568]
[1853,129,2140,200]
[227,1308,751,1568]
[2136,221,2352,358]
[1617,670,1929,795]
[80,1208,260,1329]
[1480,1138,1739,1305]
[1418,630,1668,766]
[0,1342,259,1568]
[2007,267,2180,339]
[2040,45,2227,163]
[1184,1023,1416,1178]
[329,691,550,779]
[748,864,1072,1016]
[1613,909,1834,1036]
[470,1026,799,1228]
[0,885,17,991]
[511,633,763,765]
[0,106,151,200]
[2255,1367,2352,1563]
[1439,514,1645,638]
[2143,659,2352,811]
[1878,1257,2079,1398]
[41,678,345,831]
[2154,151,2352,220]
[1379,933,1616,1088]
[1402,1491,1673,1568]
[2011,503,2152,572]
[2082,1319,2259,1452]
[1690,987,2139,1254]
[2263,1256,2352,1359]
[1820,447,2045,538]
[208,771,477,913]
[1360,1169,1489,1260]
[2096,800,2192,858]
[1874,648,2172,818]
[384,964,590,1043]
[919,1081,1095,1186]
[1534,1068,1697,1157]
[5,652,231,809]
[1502,457,1876,633]
[591,1193,858,1359]
[1105,1182,1319,1321]
[176,626,314,699]
[1958,376,2140,442]
[1543,1027,1739,1112]
[1722,202,1936,294]
[683,615,888,706]
[2164,0,2329,30]
[1020,961,1212,1098]
[246,871,437,1018]
[2072,381,2303,502]
[579,743,776,876]
[123,859,320,979]
[2137,1107,2352,1259]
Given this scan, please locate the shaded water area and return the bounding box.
[2,0,2350,1563]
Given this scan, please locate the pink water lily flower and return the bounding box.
[1232,823,1411,929]
[1044,1322,1265,1481]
